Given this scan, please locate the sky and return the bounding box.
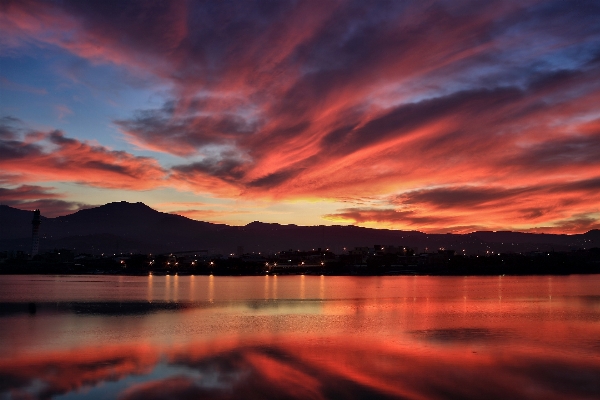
[1,0,600,233]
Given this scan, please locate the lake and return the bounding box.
[0,274,599,399]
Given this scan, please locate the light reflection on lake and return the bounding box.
[0,275,599,399]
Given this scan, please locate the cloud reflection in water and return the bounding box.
[1,276,600,399]
[1,335,599,400]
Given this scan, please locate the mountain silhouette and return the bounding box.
[1,202,598,255]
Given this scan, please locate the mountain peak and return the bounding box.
[58,201,161,223]
[246,221,280,228]
[102,201,152,209]
[79,201,155,213]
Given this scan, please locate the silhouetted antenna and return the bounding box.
[31,209,41,257]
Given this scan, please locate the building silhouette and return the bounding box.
[31,209,41,257]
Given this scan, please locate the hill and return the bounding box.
[1,202,598,255]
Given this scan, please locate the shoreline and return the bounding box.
[1,271,598,277]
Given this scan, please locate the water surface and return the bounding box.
[1,275,599,399]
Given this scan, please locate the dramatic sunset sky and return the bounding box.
[1,0,600,233]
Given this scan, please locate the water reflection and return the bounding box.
[208,274,214,302]
[320,275,325,300]
[0,275,599,399]
[189,274,195,303]
[1,335,599,400]
[173,274,179,303]
[164,274,170,302]
[264,275,269,300]
[410,327,513,343]
[147,273,153,303]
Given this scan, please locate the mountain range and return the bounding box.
[1,202,598,255]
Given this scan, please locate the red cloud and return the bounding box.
[324,177,600,233]
[0,185,89,216]
[2,1,600,231]
[0,128,166,190]
[2,321,600,399]
[0,184,61,201]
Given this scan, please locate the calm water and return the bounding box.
[0,274,599,399]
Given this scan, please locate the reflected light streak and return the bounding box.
[190,275,195,303]
[264,275,269,300]
[320,275,325,300]
[208,274,214,303]
[173,274,179,303]
[165,275,171,302]
[118,275,124,302]
[147,275,153,303]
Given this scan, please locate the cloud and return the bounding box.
[325,176,600,232]
[507,132,600,171]
[247,168,304,189]
[115,100,260,157]
[0,184,60,201]
[2,0,600,231]
[525,213,600,234]
[0,185,89,217]
[54,104,73,120]
[323,207,459,230]
[171,153,248,182]
[395,186,533,209]
[0,121,167,190]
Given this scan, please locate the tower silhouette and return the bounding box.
[31,209,41,257]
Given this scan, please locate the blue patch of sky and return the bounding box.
[373,34,600,112]
[1,44,170,154]
[1,53,56,122]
